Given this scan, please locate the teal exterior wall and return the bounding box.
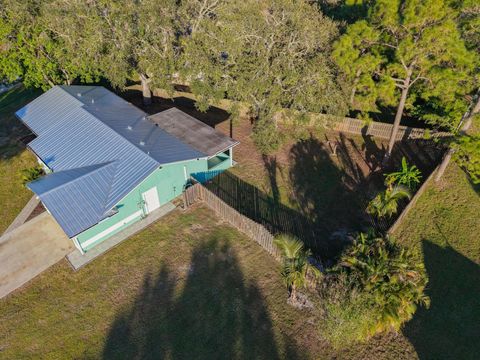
[75,151,232,252]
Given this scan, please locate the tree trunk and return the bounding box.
[435,92,480,182]
[289,286,297,302]
[384,71,412,163]
[140,73,152,106]
[350,69,362,105]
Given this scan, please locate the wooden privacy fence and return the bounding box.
[280,113,451,141]
[184,182,281,260]
[331,117,451,141]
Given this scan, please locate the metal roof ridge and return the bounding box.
[59,86,161,165]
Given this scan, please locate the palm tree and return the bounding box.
[274,235,320,302]
[367,185,411,218]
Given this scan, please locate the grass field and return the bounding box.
[394,163,480,360]
[0,86,41,233]
[0,205,312,359]
[0,204,422,360]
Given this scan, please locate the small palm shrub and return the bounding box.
[274,234,321,302]
[339,232,430,333]
[367,185,411,218]
[319,231,429,348]
[21,165,44,185]
[385,157,422,190]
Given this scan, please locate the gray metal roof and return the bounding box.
[15,85,238,237]
[58,86,207,164]
[28,162,119,237]
[148,108,240,157]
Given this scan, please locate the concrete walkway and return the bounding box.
[67,202,176,270]
[0,212,73,299]
[3,195,40,235]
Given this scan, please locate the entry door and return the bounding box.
[142,187,161,214]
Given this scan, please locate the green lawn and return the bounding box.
[0,204,422,359]
[394,163,480,360]
[0,86,41,233]
[0,205,322,359]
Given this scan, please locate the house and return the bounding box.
[15,85,238,254]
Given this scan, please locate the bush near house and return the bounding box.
[20,165,44,185]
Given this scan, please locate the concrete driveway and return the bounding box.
[0,212,73,298]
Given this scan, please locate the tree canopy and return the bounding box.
[180,0,347,152]
[1,0,478,156]
[333,0,478,157]
[0,0,100,88]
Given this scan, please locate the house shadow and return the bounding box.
[102,238,299,359]
[403,240,480,360]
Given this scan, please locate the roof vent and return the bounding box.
[127,125,133,130]
[91,99,95,104]
[139,141,145,146]
[77,93,82,97]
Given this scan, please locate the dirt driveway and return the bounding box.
[0,212,73,298]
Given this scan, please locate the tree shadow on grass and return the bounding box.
[288,136,381,253]
[403,240,480,360]
[103,238,298,359]
[0,86,41,160]
[262,155,281,206]
[201,135,391,260]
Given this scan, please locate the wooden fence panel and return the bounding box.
[184,183,281,260]
[330,116,450,141]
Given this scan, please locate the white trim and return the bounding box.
[206,143,240,160]
[80,210,142,249]
[230,147,233,166]
[160,157,208,166]
[72,237,85,254]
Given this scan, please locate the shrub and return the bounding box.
[319,232,429,347]
[385,157,422,190]
[21,165,44,185]
[318,274,378,348]
[452,134,480,184]
[366,185,411,218]
[252,118,284,154]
